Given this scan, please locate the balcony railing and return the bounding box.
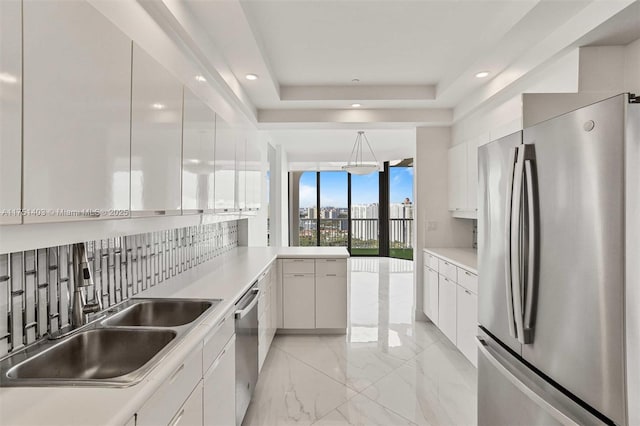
[298,218,413,254]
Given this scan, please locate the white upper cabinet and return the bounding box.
[214,118,237,212]
[236,129,247,212]
[182,88,215,213]
[467,140,478,212]
[22,1,132,223]
[448,139,478,218]
[131,44,183,216]
[0,0,21,224]
[245,131,262,211]
[448,143,467,212]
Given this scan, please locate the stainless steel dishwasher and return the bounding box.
[235,283,260,425]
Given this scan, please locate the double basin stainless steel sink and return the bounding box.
[0,298,221,387]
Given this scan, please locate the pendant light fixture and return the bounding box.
[341,131,379,175]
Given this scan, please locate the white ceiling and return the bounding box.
[172,0,638,160]
[265,129,416,163]
[241,1,536,86]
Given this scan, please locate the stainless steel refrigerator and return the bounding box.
[477,93,640,426]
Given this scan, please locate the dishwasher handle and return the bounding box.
[235,288,259,319]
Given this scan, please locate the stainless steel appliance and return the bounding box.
[478,93,639,426]
[235,284,260,425]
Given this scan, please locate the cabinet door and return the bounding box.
[258,280,269,371]
[447,143,467,212]
[236,130,247,211]
[131,44,183,216]
[214,118,236,212]
[283,274,315,329]
[22,1,131,223]
[0,0,21,225]
[456,285,478,367]
[204,337,236,426]
[269,268,278,340]
[245,131,262,211]
[182,87,215,213]
[170,383,203,426]
[423,266,439,325]
[467,139,478,211]
[315,274,347,329]
[438,275,457,345]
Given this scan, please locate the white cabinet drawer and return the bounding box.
[423,252,439,271]
[315,259,347,277]
[282,259,315,274]
[137,345,203,426]
[457,268,478,294]
[203,309,234,376]
[439,259,458,283]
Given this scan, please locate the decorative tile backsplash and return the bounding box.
[0,221,238,358]
[472,220,478,250]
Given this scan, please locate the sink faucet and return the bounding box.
[71,243,102,329]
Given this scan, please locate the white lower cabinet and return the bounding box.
[258,264,277,371]
[422,266,439,325]
[170,383,203,426]
[457,286,478,367]
[283,273,315,329]
[438,275,458,345]
[424,250,478,366]
[136,308,236,426]
[203,336,236,426]
[315,274,347,329]
[136,345,203,426]
[281,258,348,330]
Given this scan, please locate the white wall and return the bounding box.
[452,49,580,147]
[624,38,640,94]
[414,126,474,319]
[453,38,640,148]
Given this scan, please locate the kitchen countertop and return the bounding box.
[0,246,349,426]
[423,247,477,274]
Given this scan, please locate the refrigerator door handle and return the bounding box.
[505,147,518,339]
[476,337,580,426]
[523,150,537,343]
[511,146,526,343]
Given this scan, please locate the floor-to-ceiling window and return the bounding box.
[298,171,317,246]
[319,172,348,246]
[389,161,414,260]
[290,162,412,258]
[351,173,379,256]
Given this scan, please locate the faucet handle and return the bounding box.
[83,301,101,314]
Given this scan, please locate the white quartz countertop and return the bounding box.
[0,246,349,426]
[423,247,478,274]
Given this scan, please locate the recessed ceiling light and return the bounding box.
[195,75,207,82]
[152,103,165,110]
[475,71,490,78]
[245,74,259,81]
[351,103,362,108]
[352,78,360,83]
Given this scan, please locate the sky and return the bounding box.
[299,167,413,208]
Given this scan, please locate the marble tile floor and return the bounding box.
[242,257,477,426]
